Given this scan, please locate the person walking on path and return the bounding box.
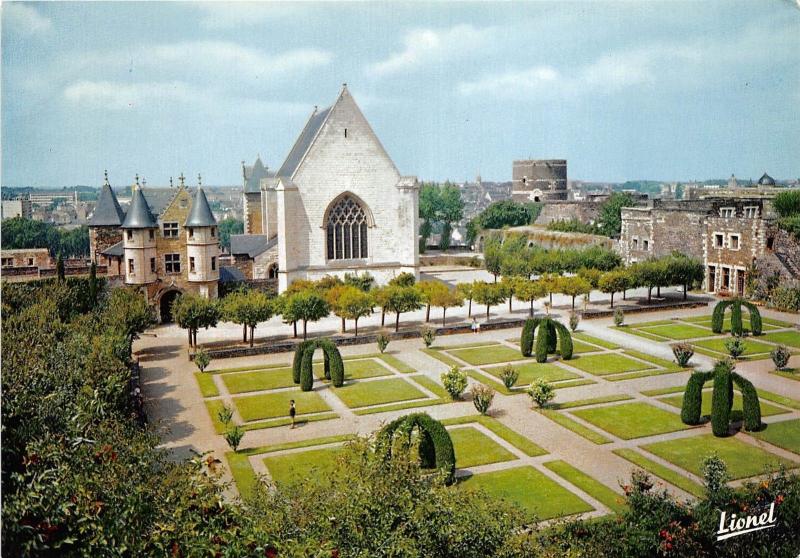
[471,317,478,334]
[289,400,296,429]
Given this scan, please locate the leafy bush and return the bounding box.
[681,370,714,425]
[224,425,244,452]
[377,331,391,353]
[527,378,555,408]
[388,272,416,287]
[613,308,624,326]
[470,384,495,415]
[710,360,734,436]
[769,286,800,312]
[441,366,468,400]
[194,348,212,372]
[671,343,694,367]
[773,189,800,218]
[771,345,791,370]
[569,311,580,332]
[499,365,519,389]
[420,326,435,347]
[217,405,234,426]
[702,454,731,505]
[724,337,746,359]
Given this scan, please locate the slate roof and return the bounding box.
[88,183,125,226]
[230,234,276,258]
[185,188,217,227]
[219,266,247,282]
[100,240,124,257]
[121,188,158,229]
[142,189,179,216]
[757,172,776,186]
[276,106,332,178]
[244,157,274,193]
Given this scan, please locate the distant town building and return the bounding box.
[27,190,79,205]
[1,198,32,220]
[512,159,567,203]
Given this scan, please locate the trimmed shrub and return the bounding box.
[300,346,315,392]
[569,311,580,332]
[318,338,344,387]
[712,299,763,336]
[747,301,763,335]
[730,301,743,336]
[520,318,539,357]
[420,326,435,348]
[733,372,762,432]
[471,384,495,415]
[377,413,455,484]
[499,365,519,389]
[534,322,550,363]
[194,348,212,372]
[613,308,624,326]
[711,301,728,333]
[217,405,234,426]
[771,345,791,370]
[521,317,573,362]
[555,321,574,360]
[724,337,746,359]
[441,366,468,400]
[546,321,557,353]
[292,340,313,384]
[680,370,714,425]
[527,378,555,408]
[710,361,734,437]
[671,343,694,367]
[224,425,244,452]
[297,339,344,391]
[377,331,390,353]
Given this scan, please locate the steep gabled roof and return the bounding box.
[276,106,332,178]
[100,240,124,257]
[185,187,217,227]
[230,234,276,258]
[121,188,157,229]
[88,183,125,226]
[244,157,273,193]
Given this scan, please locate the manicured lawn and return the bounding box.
[461,466,593,520]
[222,367,296,394]
[624,350,687,372]
[378,353,416,373]
[205,399,229,434]
[263,446,343,487]
[571,340,600,354]
[543,460,626,513]
[234,390,331,422]
[750,419,800,455]
[329,358,394,380]
[194,372,219,397]
[658,392,789,417]
[410,375,450,399]
[483,361,580,387]
[538,410,612,445]
[333,378,427,409]
[771,369,800,382]
[422,348,462,367]
[642,434,796,480]
[683,315,786,332]
[449,426,517,468]
[565,353,653,376]
[572,333,620,350]
[691,338,776,357]
[760,331,800,349]
[443,415,548,456]
[553,394,633,410]
[612,448,705,498]
[448,344,527,366]
[640,324,715,340]
[571,402,688,440]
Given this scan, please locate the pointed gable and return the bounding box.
[122,188,157,229]
[276,106,332,179]
[185,188,217,227]
[245,157,272,193]
[89,183,125,226]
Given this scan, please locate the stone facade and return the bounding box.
[535,201,604,225]
[89,226,122,264]
[1,248,51,270]
[512,159,567,202]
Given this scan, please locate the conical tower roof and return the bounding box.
[89,182,125,226]
[185,187,217,227]
[122,187,157,229]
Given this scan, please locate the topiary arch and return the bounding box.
[680,359,762,436]
[292,338,344,391]
[520,317,573,363]
[376,412,456,485]
[711,298,762,336]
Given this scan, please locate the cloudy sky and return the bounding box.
[2,1,799,187]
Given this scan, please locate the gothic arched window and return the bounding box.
[325,195,369,260]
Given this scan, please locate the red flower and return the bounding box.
[665,542,673,551]
[659,530,668,539]
[331,551,340,558]
[264,546,278,558]
[775,495,785,505]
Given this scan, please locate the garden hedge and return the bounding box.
[732,372,762,432]
[521,317,573,362]
[710,362,734,437]
[293,338,344,392]
[711,299,762,336]
[377,413,456,485]
[680,370,715,425]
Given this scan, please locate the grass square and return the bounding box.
[333,377,427,409]
[483,362,580,387]
[263,446,342,487]
[448,344,526,365]
[234,390,331,422]
[571,340,599,354]
[449,426,516,468]
[461,466,593,520]
[223,367,296,394]
[565,353,653,377]
[642,434,796,480]
[760,331,800,349]
[750,419,800,455]
[639,324,714,340]
[572,333,620,350]
[571,402,688,440]
[692,337,776,357]
[658,392,789,417]
[316,358,394,381]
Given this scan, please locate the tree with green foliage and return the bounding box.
[217,217,244,251]
[515,278,546,316]
[441,366,468,400]
[558,276,592,310]
[598,269,629,308]
[597,192,635,237]
[383,285,423,332]
[389,271,417,287]
[172,293,221,347]
[577,267,603,301]
[194,347,212,372]
[472,281,506,321]
[88,262,99,307]
[223,290,273,346]
[324,284,354,332]
[428,286,463,327]
[417,280,449,322]
[455,282,474,318]
[337,286,374,336]
[483,238,503,282]
[285,290,330,340]
[343,271,375,291]
[56,254,65,281]
[0,217,90,257]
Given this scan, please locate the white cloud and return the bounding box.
[367,24,492,77]
[4,3,52,35]
[194,2,305,29]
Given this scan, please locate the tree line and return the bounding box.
[1,217,89,258]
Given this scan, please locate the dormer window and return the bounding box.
[163,222,179,238]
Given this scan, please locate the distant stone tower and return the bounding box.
[122,177,158,285]
[512,159,567,202]
[185,182,220,297]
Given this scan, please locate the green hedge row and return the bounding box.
[711,299,762,336]
[293,338,344,392]
[680,370,715,425]
[377,413,456,485]
[710,361,735,437]
[732,372,762,432]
